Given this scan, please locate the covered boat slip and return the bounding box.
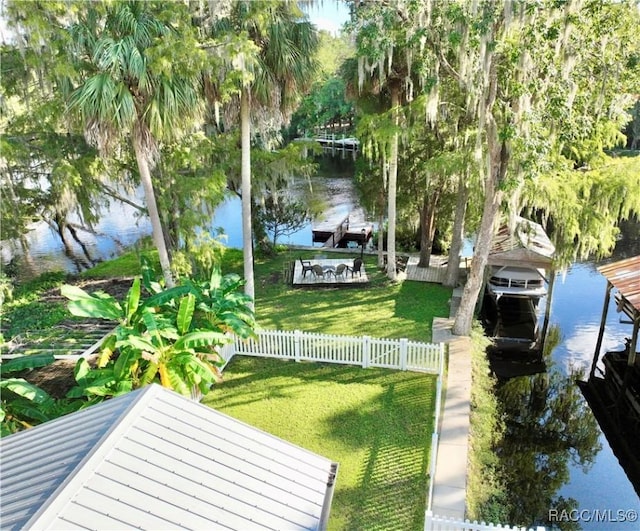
[480,217,555,376]
[581,255,640,496]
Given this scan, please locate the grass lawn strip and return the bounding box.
[205,356,437,531]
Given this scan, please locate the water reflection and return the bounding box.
[489,221,640,528]
[1,174,366,279]
[494,344,602,529]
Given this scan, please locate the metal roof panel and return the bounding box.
[1,385,337,531]
[598,255,640,315]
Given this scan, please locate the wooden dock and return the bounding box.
[312,216,373,249]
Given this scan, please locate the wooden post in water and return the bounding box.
[539,268,556,356]
[590,282,613,380]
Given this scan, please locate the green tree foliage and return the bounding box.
[522,156,640,265]
[62,1,206,288]
[0,38,108,271]
[288,77,354,137]
[255,192,311,246]
[287,30,355,137]
[153,132,228,254]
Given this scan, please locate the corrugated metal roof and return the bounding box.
[1,385,338,531]
[488,216,555,267]
[598,255,640,316]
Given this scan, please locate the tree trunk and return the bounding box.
[240,88,255,308]
[377,161,386,269]
[132,134,174,288]
[444,172,470,287]
[453,113,508,336]
[417,187,440,268]
[386,84,400,280]
[377,211,385,269]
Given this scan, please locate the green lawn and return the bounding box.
[79,247,451,342]
[204,356,437,531]
[6,247,451,528]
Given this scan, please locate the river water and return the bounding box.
[493,225,640,529]
[1,173,366,277]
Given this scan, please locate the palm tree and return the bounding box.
[67,1,202,288]
[209,0,318,305]
[348,3,422,281]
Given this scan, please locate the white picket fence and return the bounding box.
[221,329,444,373]
[219,329,540,531]
[425,512,545,531]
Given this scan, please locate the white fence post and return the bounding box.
[294,329,302,362]
[362,336,370,368]
[400,338,408,371]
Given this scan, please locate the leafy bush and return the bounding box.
[62,262,256,400]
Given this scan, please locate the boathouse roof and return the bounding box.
[0,384,337,531]
[598,255,640,319]
[488,216,555,269]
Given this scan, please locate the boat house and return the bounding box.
[481,216,555,355]
[580,255,640,495]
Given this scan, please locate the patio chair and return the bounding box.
[311,264,326,278]
[348,258,363,278]
[334,263,348,279]
[299,257,314,278]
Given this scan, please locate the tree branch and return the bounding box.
[99,183,146,212]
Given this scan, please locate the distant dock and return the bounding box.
[295,134,359,159]
[312,215,373,248]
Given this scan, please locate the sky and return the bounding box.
[305,0,350,35]
[0,2,352,44]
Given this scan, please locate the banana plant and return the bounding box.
[1,354,83,436]
[61,268,256,400]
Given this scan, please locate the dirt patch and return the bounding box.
[14,357,97,400]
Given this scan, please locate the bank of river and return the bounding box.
[1,174,366,278]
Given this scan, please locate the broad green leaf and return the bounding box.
[67,298,123,320]
[174,331,229,350]
[7,401,55,423]
[141,308,160,335]
[144,285,192,309]
[60,284,95,301]
[125,277,141,321]
[114,380,134,395]
[177,293,196,335]
[114,350,139,380]
[166,368,191,396]
[139,362,159,386]
[0,354,55,374]
[83,384,117,397]
[116,335,157,353]
[74,358,91,381]
[0,379,52,404]
[209,268,222,289]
